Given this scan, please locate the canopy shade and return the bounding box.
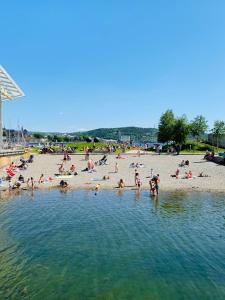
[0,66,25,100]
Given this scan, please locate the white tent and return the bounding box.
[0,66,25,149]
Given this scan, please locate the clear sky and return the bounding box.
[1,0,225,132]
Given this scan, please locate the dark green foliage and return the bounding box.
[158,110,176,143]
[173,116,190,145]
[190,115,208,141]
[182,141,215,151]
[33,133,45,139]
[211,120,225,148]
[70,127,158,142]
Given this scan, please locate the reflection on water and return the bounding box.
[0,190,225,299]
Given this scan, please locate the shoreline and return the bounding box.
[1,153,225,197]
[1,184,225,201]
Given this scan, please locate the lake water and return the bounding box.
[0,190,225,300]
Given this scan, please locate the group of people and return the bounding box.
[117,168,160,196]
[179,160,189,167]
[58,162,78,175]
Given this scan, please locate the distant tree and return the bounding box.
[85,137,92,143]
[47,135,54,142]
[93,137,100,143]
[190,115,208,141]
[173,116,190,146]
[56,136,64,142]
[33,133,44,139]
[158,110,176,143]
[64,136,70,142]
[211,120,225,148]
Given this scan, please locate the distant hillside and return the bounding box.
[71,127,158,142]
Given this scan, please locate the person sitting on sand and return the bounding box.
[16,159,27,170]
[59,180,68,188]
[180,160,185,167]
[118,179,125,188]
[10,162,16,170]
[12,181,21,189]
[63,151,71,161]
[87,159,95,172]
[59,163,64,174]
[185,171,193,179]
[18,174,25,183]
[70,164,78,175]
[185,160,190,166]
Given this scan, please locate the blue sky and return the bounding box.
[1,0,225,132]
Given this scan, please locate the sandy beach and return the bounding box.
[1,151,225,193]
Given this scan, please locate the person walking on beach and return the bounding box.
[115,162,118,173]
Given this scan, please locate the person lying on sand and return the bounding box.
[116,153,126,159]
[130,163,144,168]
[171,169,180,178]
[198,172,209,177]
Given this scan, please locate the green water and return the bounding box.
[0,190,225,300]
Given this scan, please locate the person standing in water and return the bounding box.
[134,169,139,186]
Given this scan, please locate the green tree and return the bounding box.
[190,115,208,141]
[33,133,44,139]
[211,120,225,148]
[173,116,190,145]
[158,109,176,143]
[47,135,54,142]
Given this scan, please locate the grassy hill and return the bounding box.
[70,127,158,142]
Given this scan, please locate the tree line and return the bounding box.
[158,110,225,148]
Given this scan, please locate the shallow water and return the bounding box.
[0,190,225,300]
